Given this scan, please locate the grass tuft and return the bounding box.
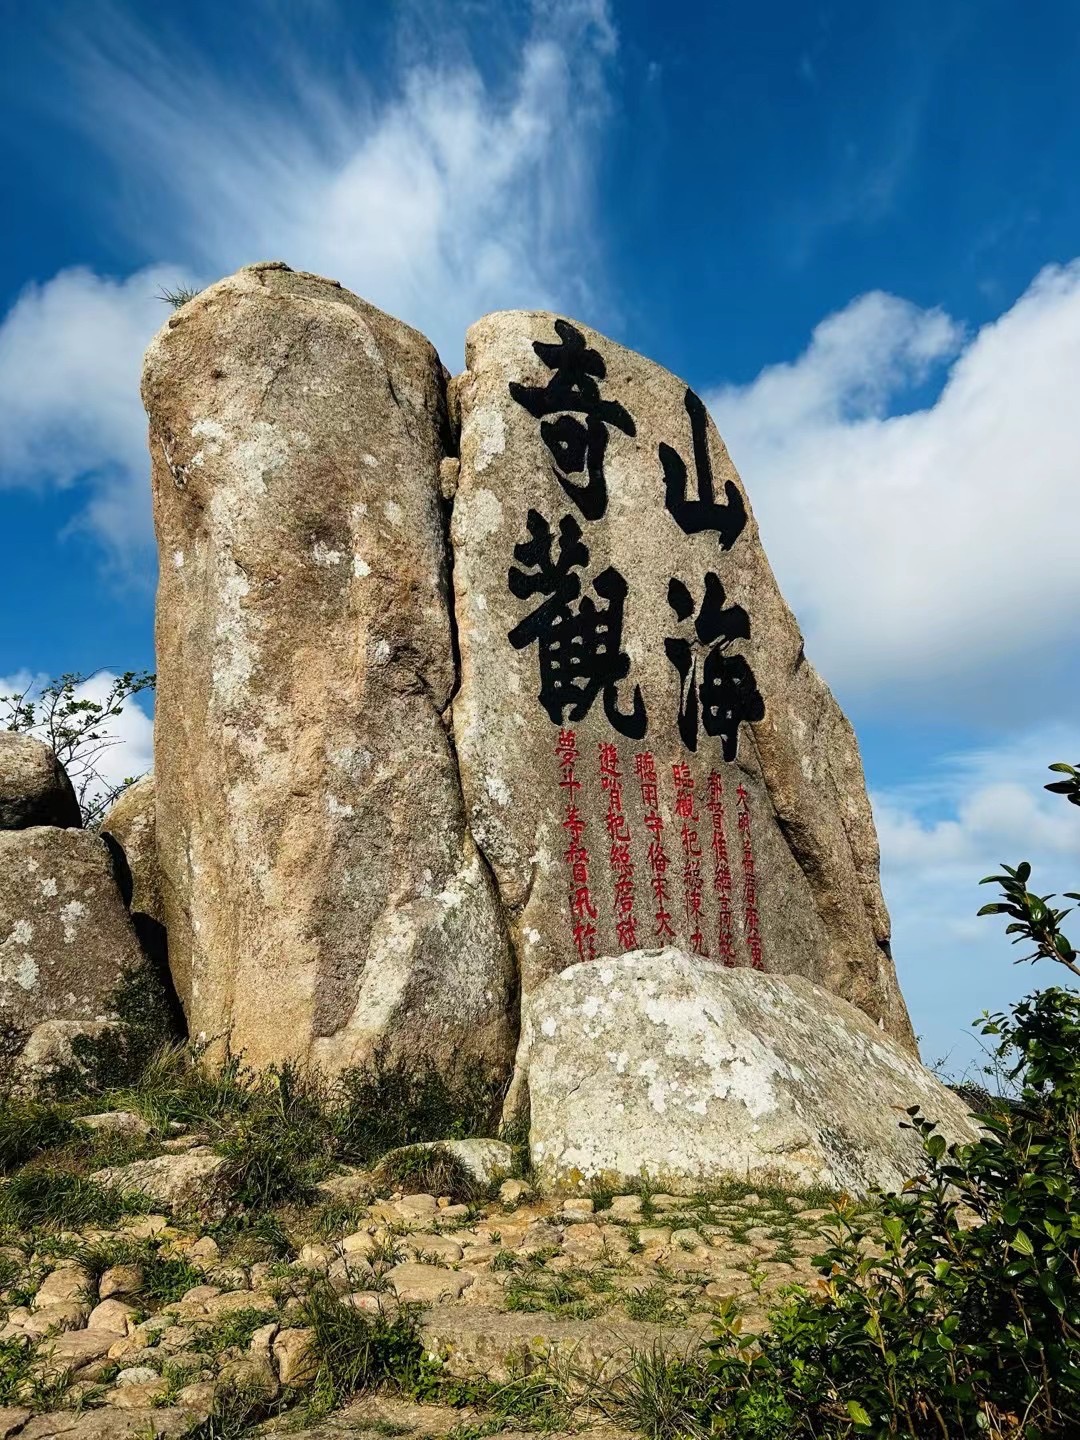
[0,1170,149,1229]
[300,1285,424,1417]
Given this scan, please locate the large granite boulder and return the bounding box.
[0,828,144,1042]
[451,310,913,1047]
[521,951,979,1196]
[143,262,516,1080]
[0,733,81,830]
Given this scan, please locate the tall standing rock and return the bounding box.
[451,311,914,1047]
[143,262,516,1079]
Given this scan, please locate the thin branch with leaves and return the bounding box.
[0,670,155,826]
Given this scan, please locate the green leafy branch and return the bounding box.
[977,762,1080,980]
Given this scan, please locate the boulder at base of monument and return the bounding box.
[0,828,145,1045]
[521,950,980,1197]
[0,733,81,831]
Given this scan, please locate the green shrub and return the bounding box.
[300,1285,423,1416]
[332,1054,502,1165]
[375,1143,486,1204]
[691,758,1080,1438]
[0,1098,72,1174]
[216,1061,337,1209]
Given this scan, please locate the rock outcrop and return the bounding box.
[0,827,145,1044]
[101,776,163,927]
[520,950,979,1196]
[143,262,516,1081]
[452,310,913,1047]
[0,733,81,830]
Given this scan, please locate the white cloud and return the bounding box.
[710,263,1080,707]
[873,725,1080,1072]
[0,2,614,560]
[0,265,195,562]
[0,670,153,819]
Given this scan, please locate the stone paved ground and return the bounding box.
[0,1146,865,1438]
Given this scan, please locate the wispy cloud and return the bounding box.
[873,725,1080,1070]
[0,0,616,563]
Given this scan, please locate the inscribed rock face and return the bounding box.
[452,311,914,1047]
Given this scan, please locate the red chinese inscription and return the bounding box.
[598,742,639,950]
[706,772,737,965]
[557,729,597,963]
[736,783,765,969]
[672,762,708,956]
[634,751,676,942]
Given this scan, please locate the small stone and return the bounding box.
[121,1215,170,1239]
[314,1168,372,1202]
[202,1290,275,1317]
[248,1321,279,1357]
[79,1111,150,1137]
[160,1135,204,1152]
[186,1236,220,1264]
[87,1299,137,1335]
[115,1366,160,1386]
[23,1302,89,1337]
[340,1231,379,1256]
[436,1204,470,1222]
[385,1263,474,1304]
[95,1151,228,1211]
[99,1265,144,1300]
[178,1285,221,1306]
[342,1291,389,1314]
[108,1381,169,1408]
[33,1265,91,1310]
[498,1179,533,1205]
[670,1228,706,1250]
[0,1408,30,1439]
[560,1198,593,1216]
[637,1227,672,1249]
[217,1353,278,1402]
[175,1381,216,1415]
[407,1233,463,1263]
[273,1326,317,1386]
[297,1243,334,1271]
[608,1195,643,1219]
[40,1327,116,1365]
[395,1194,438,1221]
[460,1243,500,1266]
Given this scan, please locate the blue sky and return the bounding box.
[2,0,1079,1070]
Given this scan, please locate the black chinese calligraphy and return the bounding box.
[660,387,747,549]
[509,319,636,522]
[664,573,764,757]
[508,508,647,739]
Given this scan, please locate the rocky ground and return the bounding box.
[0,1110,861,1440]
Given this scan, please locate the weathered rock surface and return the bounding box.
[0,734,81,831]
[100,776,163,927]
[143,262,516,1080]
[521,950,979,1196]
[452,310,913,1046]
[0,828,143,1041]
[94,1149,228,1210]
